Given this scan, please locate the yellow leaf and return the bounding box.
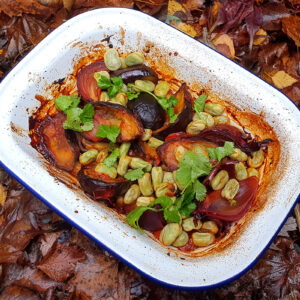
[212,1,221,19]
[253,29,267,46]
[63,0,74,10]
[271,71,298,89]
[168,0,185,15]
[212,34,235,58]
[0,49,3,55]
[0,184,7,206]
[172,22,197,38]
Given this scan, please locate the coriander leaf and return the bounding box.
[157,95,177,111]
[63,107,82,132]
[176,166,192,189]
[79,103,94,123]
[126,206,157,232]
[54,95,80,113]
[111,76,123,88]
[168,95,178,107]
[97,75,111,89]
[180,202,197,218]
[97,76,124,98]
[62,104,95,132]
[169,113,178,123]
[194,94,207,118]
[126,90,140,100]
[96,124,120,143]
[166,14,182,25]
[150,196,173,209]
[150,196,181,223]
[193,180,207,202]
[176,151,212,189]
[80,121,94,131]
[175,185,197,218]
[167,107,178,123]
[104,148,120,167]
[108,85,119,98]
[164,206,181,223]
[206,141,234,162]
[124,168,145,181]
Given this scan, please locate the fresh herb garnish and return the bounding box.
[127,83,179,123]
[104,148,120,167]
[174,185,196,218]
[126,206,157,232]
[206,141,234,162]
[126,195,181,231]
[62,104,94,132]
[54,95,81,113]
[96,124,120,143]
[194,94,207,119]
[54,95,94,132]
[97,75,124,98]
[125,90,140,100]
[193,180,207,202]
[124,168,145,181]
[176,151,212,190]
[150,196,181,223]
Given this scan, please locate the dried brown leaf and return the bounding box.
[282,15,300,47]
[262,2,291,31]
[245,4,263,50]
[66,255,119,300]
[0,285,41,300]
[278,217,298,238]
[38,0,74,10]
[214,0,254,33]
[72,0,133,9]
[1,265,61,292]
[135,0,167,15]
[258,42,288,66]
[39,232,63,257]
[213,33,235,58]
[282,81,300,106]
[38,242,86,282]
[0,215,39,263]
[181,0,205,11]
[0,0,56,17]
[1,15,50,60]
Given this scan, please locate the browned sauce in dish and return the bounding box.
[29,47,280,256]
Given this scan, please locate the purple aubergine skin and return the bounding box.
[138,209,166,231]
[31,113,79,172]
[127,93,165,130]
[78,169,131,203]
[153,84,193,140]
[196,124,265,154]
[110,64,158,84]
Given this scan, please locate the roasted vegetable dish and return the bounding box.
[30,48,273,253]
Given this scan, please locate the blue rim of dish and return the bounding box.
[0,7,299,291]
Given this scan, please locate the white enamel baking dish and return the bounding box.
[0,8,299,289]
